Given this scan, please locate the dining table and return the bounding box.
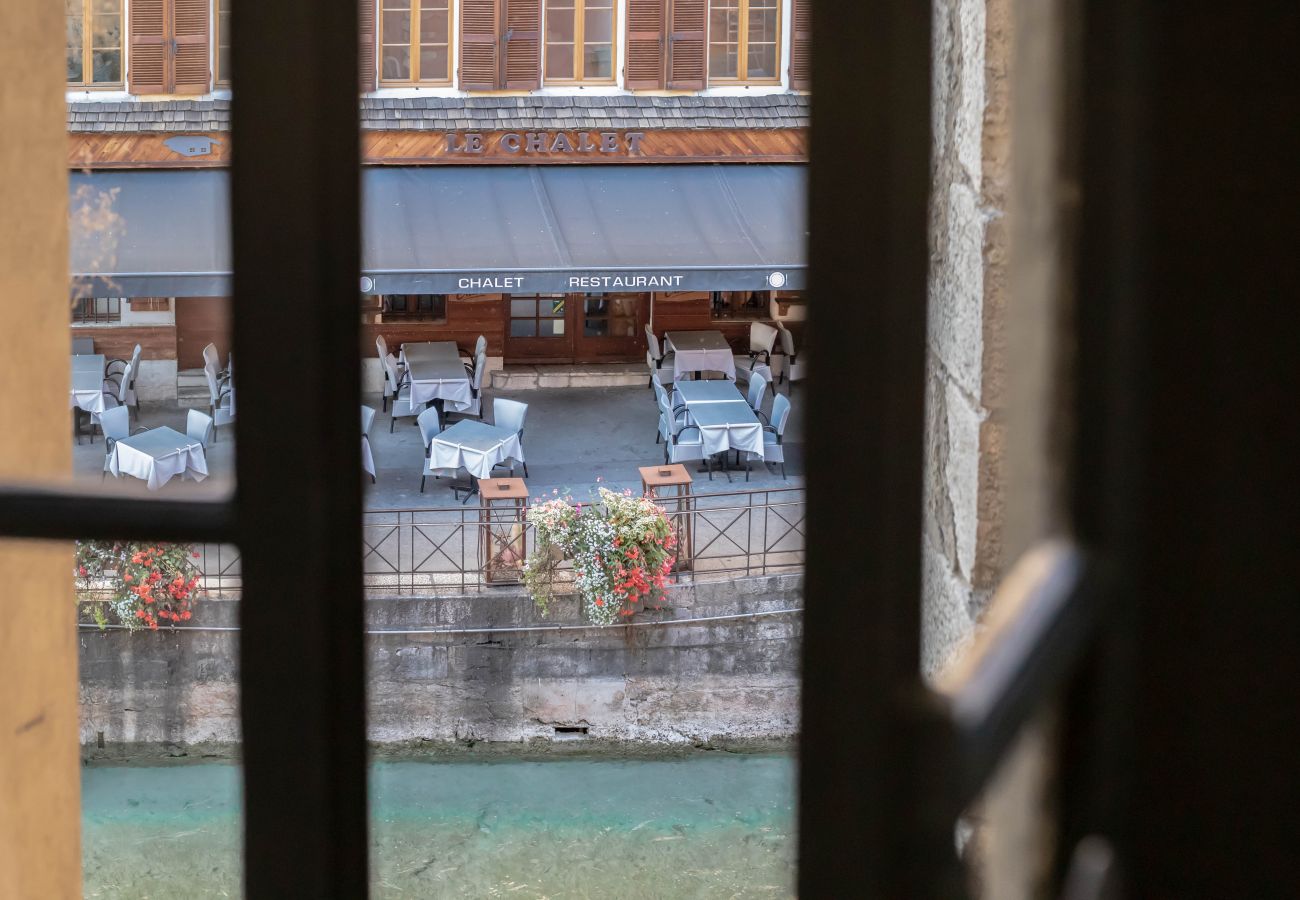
[70,353,107,413]
[428,419,522,501]
[676,382,764,481]
[400,341,474,411]
[664,330,737,381]
[108,426,208,491]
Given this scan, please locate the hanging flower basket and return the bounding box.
[523,488,677,626]
[76,541,203,631]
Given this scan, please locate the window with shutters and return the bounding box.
[380,0,453,85]
[128,0,211,94]
[66,0,124,87]
[707,0,780,84]
[214,0,231,86]
[544,0,616,84]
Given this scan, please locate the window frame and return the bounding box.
[543,0,618,86]
[707,0,782,86]
[378,0,455,87]
[213,0,232,87]
[71,297,123,324]
[65,0,124,89]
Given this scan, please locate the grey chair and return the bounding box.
[776,324,801,386]
[452,352,487,419]
[186,408,215,448]
[418,406,459,492]
[360,405,378,483]
[663,406,711,479]
[100,406,133,478]
[734,321,779,384]
[492,397,529,477]
[747,393,792,478]
[644,325,675,388]
[376,336,403,411]
[746,368,771,422]
[204,361,234,440]
[384,353,419,432]
[72,337,94,355]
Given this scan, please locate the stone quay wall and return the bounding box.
[78,575,802,753]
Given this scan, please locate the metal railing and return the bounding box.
[190,486,805,596]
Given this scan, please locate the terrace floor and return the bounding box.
[71,383,805,508]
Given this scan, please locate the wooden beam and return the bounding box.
[0,0,81,895]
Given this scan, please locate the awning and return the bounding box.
[70,164,806,297]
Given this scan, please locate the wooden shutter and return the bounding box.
[667,0,705,90]
[502,0,542,89]
[172,0,210,93]
[789,0,810,90]
[625,0,666,90]
[128,0,167,93]
[359,0,377,92]
[460,0,501,90]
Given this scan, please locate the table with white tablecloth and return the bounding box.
[400,341,474,411]
[108,426,208,490]
[69,354,107,414]
[429,420,521,481]
[683,399,764,459]
[664,331,736,381]
[675,379,744,406]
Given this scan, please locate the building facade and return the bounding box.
[67,0,809,398]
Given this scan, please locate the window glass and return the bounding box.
[708,0,779,83]
[546,0,615,82]
[67,0,122,86]
[216,0,233,85]
[711,290,769,320]
[382,0,451,84]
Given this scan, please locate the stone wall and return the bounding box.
[922,0,1012,674]
[78,575,802,752]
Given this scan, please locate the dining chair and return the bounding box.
[186,409,216,449]
[100,406,132,478]
[204,361,234,440]
[417,406,458,492]
[664,408,711,479]
[734,322,779,383]
[492,397,529,477]
[747,393,792,478]
[385,353,418,432]
[644,325,674,388]
[746,368,771,422]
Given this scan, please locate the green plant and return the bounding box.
[523,487,676,626]
[76,541,203,630]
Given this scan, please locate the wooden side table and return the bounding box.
[479,477,528,584]
[639,464,694,572]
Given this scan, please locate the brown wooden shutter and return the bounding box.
[359,0,377,92]
[625,0,666,90]
[502,0,542,89]
[172,0,210,93]
[789,0,810,90]
[128,0,167,93]
[460,0,501,90]
[667,0,705,90]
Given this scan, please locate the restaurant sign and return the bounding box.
[365,269,804,295]
[446,130,646,157]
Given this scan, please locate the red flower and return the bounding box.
[78,566,88,577]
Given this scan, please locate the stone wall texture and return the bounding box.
[78,575,802,751]
[923,0,1012,674]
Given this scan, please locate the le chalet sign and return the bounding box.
[446,130,646,156]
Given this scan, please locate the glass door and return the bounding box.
[572,292,645,361]
[504,293,573,362]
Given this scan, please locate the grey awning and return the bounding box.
[70,164,806,297]
[70,169,231,297]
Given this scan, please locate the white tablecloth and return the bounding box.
[675,380,744,405]
[665,331,736,381]
[401,341,474,411]
[69,354,107,414]
[429,420,522,480]
[109,426,208,490]
[686,400,764,458]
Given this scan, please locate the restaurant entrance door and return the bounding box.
[504,293,645,363]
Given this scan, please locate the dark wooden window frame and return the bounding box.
[2,0,1293,895]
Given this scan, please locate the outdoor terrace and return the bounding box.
[71,382,805,504]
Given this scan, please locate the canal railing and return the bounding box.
[190,486,805,596]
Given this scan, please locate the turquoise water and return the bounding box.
[83,754,796,898]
